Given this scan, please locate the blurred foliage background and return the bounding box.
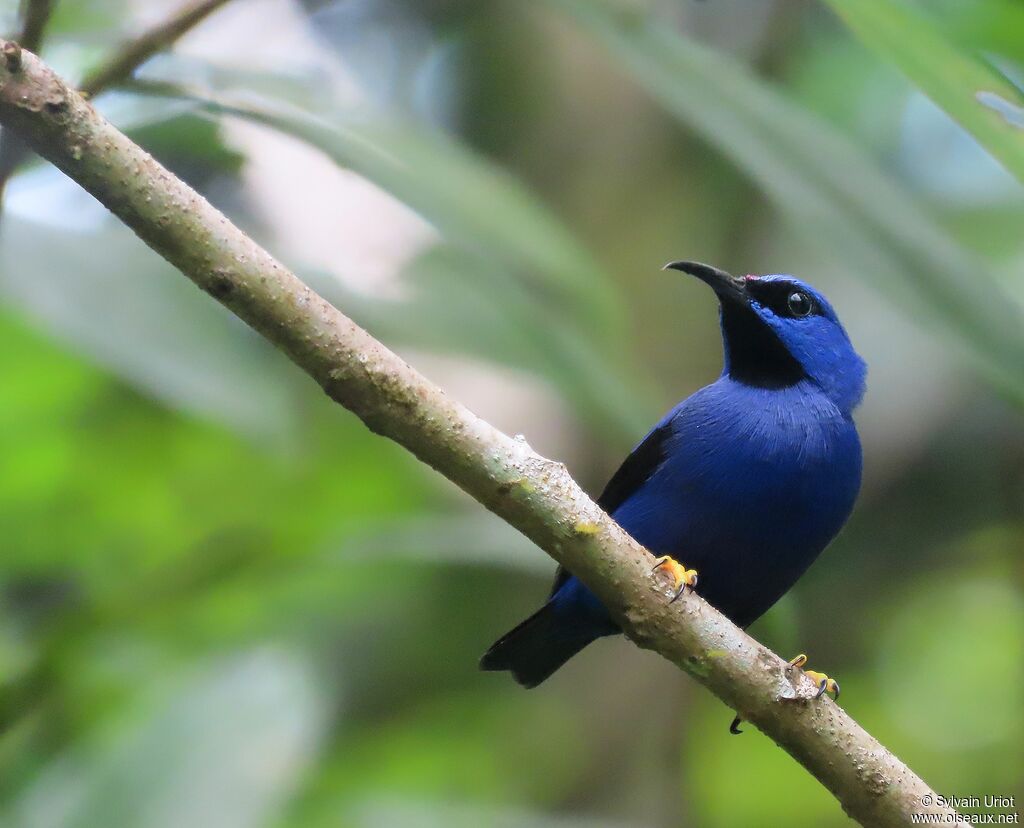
[0,0,1022,826]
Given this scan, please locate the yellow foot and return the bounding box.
[788,653,840,700]
[729,653,840,735]
[650,555,698,603]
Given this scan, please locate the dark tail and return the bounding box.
[480,602,597,688]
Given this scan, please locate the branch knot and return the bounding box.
[2,42,22,73]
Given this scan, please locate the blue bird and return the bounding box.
[480,261,865,693]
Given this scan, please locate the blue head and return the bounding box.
[666,261,866,413]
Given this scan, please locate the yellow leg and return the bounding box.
[650,555,699,603]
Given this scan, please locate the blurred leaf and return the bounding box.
[330,119,624,343]
[329,512,550,576]
[157,68,627,344]
[823,0,1024,185]
[7,649,327,828]
[907,0,1024,70]
[129,111,245,177]
[128,70,658,436]
[310,247,549,371]
[305,243,650,438]
[552,0,1024,404]
[0,213,299,437]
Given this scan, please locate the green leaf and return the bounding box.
[823,0,1024,185]
[551,0,1024,404]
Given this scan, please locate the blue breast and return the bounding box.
[556,377,862,630]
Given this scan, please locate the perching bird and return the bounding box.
[481,261,865,692]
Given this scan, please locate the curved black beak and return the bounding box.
[663,260,747,305]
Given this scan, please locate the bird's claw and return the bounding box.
[650,555,698,603]
[788,653,840,701]
[729,653,840,735]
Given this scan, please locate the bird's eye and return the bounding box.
[787,291,812,317]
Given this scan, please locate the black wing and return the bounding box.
[548,420,674,597]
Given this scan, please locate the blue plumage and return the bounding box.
[481,263,866,687]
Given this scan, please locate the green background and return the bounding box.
[0,1,1021,825]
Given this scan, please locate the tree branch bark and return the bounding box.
[0,43,964,827]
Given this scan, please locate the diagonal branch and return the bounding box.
[0,0,232,206]
[0,43,965,828]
